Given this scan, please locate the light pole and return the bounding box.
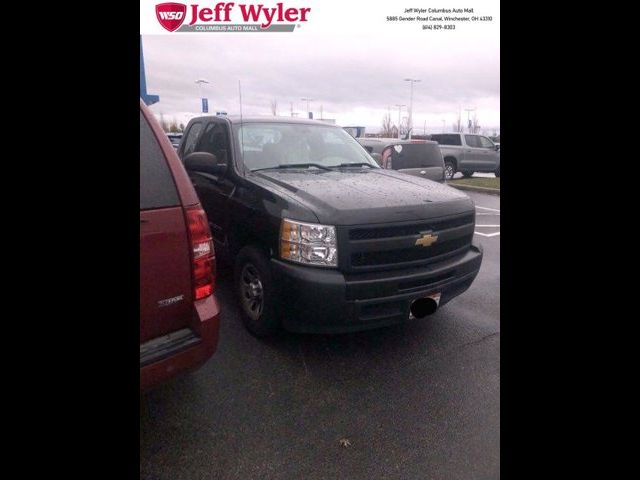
[464,107,476,133]
[301,97,314,118]
[395,104,405,139]
[441,119,446,133]
[195,79,210,113]
[404,78,420,139]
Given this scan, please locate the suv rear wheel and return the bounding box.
[234,246,280,336]
[444,160,456,180]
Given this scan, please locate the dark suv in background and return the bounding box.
[356,137,445,182]
[140,100,221,391]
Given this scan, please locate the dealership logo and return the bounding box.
[156,2,187,32]
[154,2,311,32]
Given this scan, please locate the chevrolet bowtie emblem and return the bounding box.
[415,232,438,247]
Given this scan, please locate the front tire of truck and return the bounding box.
[235,246,281,337]
[444,160,456,180]
[461,170,474,178]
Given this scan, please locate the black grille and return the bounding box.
[349,214,474,240]
[351,235,472,267]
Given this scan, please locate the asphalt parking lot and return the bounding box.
[140,191,500,480]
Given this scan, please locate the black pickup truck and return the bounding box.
[178,116,483,335]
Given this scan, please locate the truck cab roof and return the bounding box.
[190,115,336,127]
[358,137,438,146]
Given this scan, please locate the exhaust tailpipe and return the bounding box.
[410,297,438,319]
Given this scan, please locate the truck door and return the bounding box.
[477,135,500,171]
[188,120,235,249]
[463,135,484,170]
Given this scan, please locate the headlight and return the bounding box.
[280,218,338,267]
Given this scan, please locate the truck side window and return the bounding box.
[431,134,461,146]
[464,135,481,148]
[182,122,203,157]
[479,136,494,148]
[197,123,230,166]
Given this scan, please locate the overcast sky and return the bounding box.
[142,10,499,134]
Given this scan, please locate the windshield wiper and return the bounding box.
[329,162,376,168]
[252,163,332,172]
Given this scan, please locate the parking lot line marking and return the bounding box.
[474,206,500,237]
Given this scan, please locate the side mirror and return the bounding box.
[184,152,226,176]
[370,152,382,164]
[495,144,500,151]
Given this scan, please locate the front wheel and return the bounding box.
[234,246,281,337]
[461,170,474,178]
[444,161,456,180]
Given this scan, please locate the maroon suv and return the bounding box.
[140,100,220,391]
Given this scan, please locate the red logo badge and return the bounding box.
[156,3,187,32]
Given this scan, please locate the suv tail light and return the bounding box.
[382,147,392,169]
[185,205,215,300]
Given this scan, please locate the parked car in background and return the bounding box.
[177,116,482,336]
[357,137,445,183]
[430,133,500,179]
[140,100,220,391]
[167,132,183,150]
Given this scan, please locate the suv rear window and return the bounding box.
[430,134,462,146]
[388,143,444,169]
[140,111,180,210]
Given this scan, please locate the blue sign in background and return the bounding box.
[140,36,159,105]
[202,98,209,113]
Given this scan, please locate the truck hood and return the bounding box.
[254,168,474,225]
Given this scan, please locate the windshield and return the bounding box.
[233,123,380,171]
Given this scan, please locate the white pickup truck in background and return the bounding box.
[430,133,500,180]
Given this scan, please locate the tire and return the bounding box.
[461,171,474,178]
[234,246,281,337]
[444,160,456,180]
[495,167,500,178]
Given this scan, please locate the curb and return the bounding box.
[447,182,500,195]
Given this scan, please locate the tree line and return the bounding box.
[159,113,185,133]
